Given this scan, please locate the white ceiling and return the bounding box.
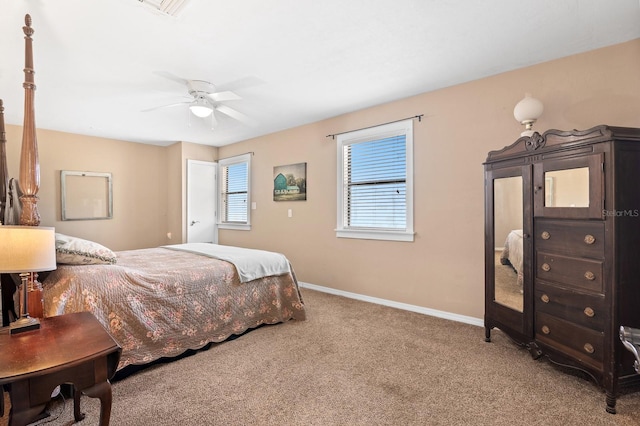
[1,0,639,147]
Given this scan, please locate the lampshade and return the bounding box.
[0,226,57,273]
[514,93,544,136]
[189,99,213,118]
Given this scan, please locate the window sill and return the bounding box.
[218,223,251,231]
[335,229,414,242]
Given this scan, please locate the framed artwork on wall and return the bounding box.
[61,170,113,220]
[273,162,307,201]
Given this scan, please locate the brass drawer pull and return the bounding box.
[584,307,595,317]
[541,325,550,335]
[541,263,551,272]
[584,343,595,354]
[584,271,595,281]
[541,231,550,240]
[584,234,596,245]
[541,294,550,303]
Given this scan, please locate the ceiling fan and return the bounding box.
[143,73,253,129]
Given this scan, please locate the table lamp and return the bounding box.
[0,225,56,334]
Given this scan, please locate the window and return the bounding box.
[218,153,251,230]
[336,119,414,241]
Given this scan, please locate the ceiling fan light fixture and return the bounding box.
[189,100,213,118]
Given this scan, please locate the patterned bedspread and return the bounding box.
[42,247,306,370]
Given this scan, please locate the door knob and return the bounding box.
[190,220,200,226]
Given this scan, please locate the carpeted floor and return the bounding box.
[2,288,640,425]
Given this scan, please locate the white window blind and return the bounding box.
[336,119,414,241]
[345,135,407,228]
[218,153,251,230]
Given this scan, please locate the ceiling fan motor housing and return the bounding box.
[187,80,217,96]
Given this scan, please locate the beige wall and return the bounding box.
[217,39,640,320]
[4,39,639,320]
[4,129,217,249]
[4,126,170,250]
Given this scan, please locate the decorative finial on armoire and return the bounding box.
[514,93,544,137]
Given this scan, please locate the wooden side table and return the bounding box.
[0,312,121,426]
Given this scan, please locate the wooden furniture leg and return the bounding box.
[73,386,84,421]
[81,381,113,425]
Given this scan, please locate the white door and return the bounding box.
[187,160,217,243]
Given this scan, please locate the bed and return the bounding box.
[42,241,306,370]
[0,15,306,371]
[499,229,524,288]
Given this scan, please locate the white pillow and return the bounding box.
[55,233,117,265]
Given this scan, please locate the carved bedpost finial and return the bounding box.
[0,99,7,222]
[0,99,6,144]
[23,14,34,37]
[0,99,6,150]
[22,13,36,91]
[0,99,5,132]
[19,13,41,226]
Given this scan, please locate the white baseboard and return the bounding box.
[298,282,484,328]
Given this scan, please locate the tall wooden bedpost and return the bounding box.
[19,14,41,226]
[0,100,8,222]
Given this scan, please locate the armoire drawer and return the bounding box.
[535,283,605,330]
[536,252,603,293]
[535,220,604,259]
[536,311,604,366]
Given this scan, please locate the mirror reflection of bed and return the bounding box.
[493,176,523,312]
[495,231,523,312]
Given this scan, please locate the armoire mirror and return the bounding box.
[534,153,603,219]
[544,167,589,208]
[493,176,523,312]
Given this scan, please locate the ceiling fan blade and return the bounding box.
[153,71,189,86]
[217,76,266,92]
[210,110,219,129]
[206,91,242,102]
[141,101,190,112]
[215,104,254,125]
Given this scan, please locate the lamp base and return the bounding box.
[10,316,41,334]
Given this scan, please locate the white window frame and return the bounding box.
[336,119,414,242]
[217,153,251,231]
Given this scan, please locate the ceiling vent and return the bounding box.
[138,0,191,17]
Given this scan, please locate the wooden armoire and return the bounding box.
[484,125,640,414]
